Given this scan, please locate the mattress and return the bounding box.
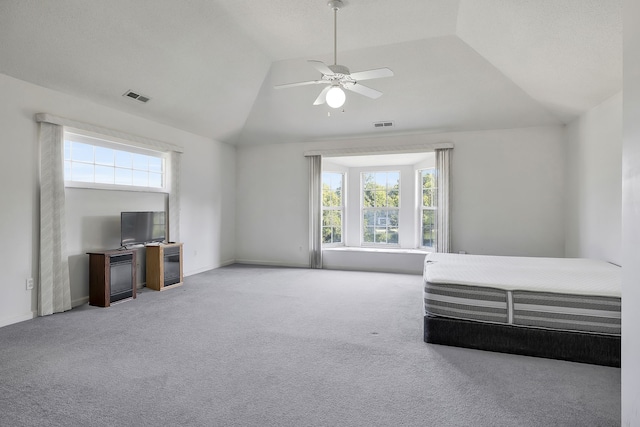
[423,253,621,336]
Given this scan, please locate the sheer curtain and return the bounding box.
[308,155,323,269]
[435,148,451,253]
[38,122,72,315]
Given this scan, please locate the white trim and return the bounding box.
[64,181,168,193]
[304,142,454,157]
[71,296,90,308]
[35,113,183,153]
[323,247,428,255]
[0,311,36,328]
[234,259,310,269]
[183,260,236,277]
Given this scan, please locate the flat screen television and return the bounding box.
[120,211,166,247]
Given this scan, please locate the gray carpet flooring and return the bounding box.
[0,265,620,426]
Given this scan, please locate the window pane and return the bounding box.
[422,209,436,247]
[149,172,163,188]
[132,153,149,170]
[389,210,399,227]
[375,229,388,243]
[94,165,114,184]
[363,210,375,227]
[64,141,71,160]
[363,190,375,207]
[388,229,399,244]
[95,146,114,166]
[323,227,333,244]
[362,173,375,191]
[363,226,375,243]
[333,227,342,243]
[71,162,93,182]
[115,151,132,168]
[149,157,163,173]
[322,210,332,226]
[115,168,132,185]
[374,209,388,227]
[375,173,387,187]
[71,142,93,162]
[389,172,400,185]
[322,172,344,245]
[387,189,399,207]
[132,170,148,186]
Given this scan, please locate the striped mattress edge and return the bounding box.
[423,281,621,336]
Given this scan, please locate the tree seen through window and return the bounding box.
[322,172,343,244]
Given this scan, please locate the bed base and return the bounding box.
[424,315,620,367]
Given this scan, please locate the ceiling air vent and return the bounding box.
[123,90,151,103]
[373,121,394,128]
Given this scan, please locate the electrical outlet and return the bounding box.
[26,278,34,290]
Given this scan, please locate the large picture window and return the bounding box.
[420,168,437,248]
[322,172,344,245]
[362,171,400,245]
[63,131,166,190]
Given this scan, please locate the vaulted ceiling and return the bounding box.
[0,0,622,146]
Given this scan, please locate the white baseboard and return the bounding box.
[72,296,90,308]
[234,259,309,269]
[0,311,36,328]
[184,259,236,277]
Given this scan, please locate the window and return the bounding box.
[362,171,400,245]
[322,172,344,245]
[63,131,165,190]
[420,168,436,248]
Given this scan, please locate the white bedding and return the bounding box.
[424,253,621,298]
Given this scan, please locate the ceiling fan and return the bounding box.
[274,0,394,109]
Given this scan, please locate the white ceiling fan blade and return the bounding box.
[313,85,332,105]
[308,60,335,76]
[274,80,329,89]
[349,68,394,81]
[343,82,383,99]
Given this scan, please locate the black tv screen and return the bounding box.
[120,211,166,246]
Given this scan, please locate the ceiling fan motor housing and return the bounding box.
[328,64,350,76]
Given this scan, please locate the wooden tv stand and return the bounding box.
[146,242,183,291]
[87,249,137,307]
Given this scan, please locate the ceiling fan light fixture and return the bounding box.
[326,86,346,108]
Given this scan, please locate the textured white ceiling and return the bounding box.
[457,0,622,122]
[0,0,622,145]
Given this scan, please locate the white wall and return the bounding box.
[0,73,235,327]
[565,93,622,264]
[622,0,640,422]
[235,126,566,268]
[449,127,566,256]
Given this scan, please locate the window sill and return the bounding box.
[322,247,430,255]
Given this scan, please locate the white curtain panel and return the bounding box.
[435,148,452,253]
[308,155,323,269]
[168,151,182,243]
[38,122,72,316]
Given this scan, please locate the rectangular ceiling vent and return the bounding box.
[373,121,394,128]
[123,90,151,103]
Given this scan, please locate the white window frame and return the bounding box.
[419,168,437,249]
[360,170,401,247]
[322,171,345,246]
[63,130,168,193]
